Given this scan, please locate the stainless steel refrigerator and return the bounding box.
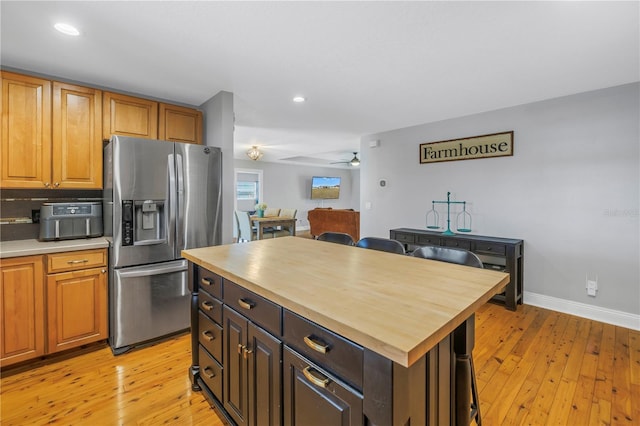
[103,135,222,354]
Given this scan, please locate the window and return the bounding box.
[237,181,257,200]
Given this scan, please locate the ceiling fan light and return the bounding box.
[247,146,263,161]
[350,153,360,166]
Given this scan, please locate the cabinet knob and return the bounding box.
[44,182,51,188]
[53,182,60,187]
[101,269,106,274]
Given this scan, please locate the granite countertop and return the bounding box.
[183,237,509,367]
[0,237,110,258]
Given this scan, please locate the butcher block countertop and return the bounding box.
[182,236,509,367]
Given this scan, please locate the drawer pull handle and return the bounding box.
[67,259,89,264]
[238,298,255,310]
[304,335,329,354]
[303,367,330,388]
[201,301,214,311]
[202,330,215,341]
[201,278,212,286]
[203,367,216,379]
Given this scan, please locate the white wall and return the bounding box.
[234,159,359,230]
[360,83,639,323]
[200,91,235,244]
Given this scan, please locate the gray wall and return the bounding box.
[200,91,235,244]
[360,83,639,319]
[234,159,360,230]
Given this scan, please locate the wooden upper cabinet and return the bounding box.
[1,71,52,188]
[159,103,203,144]
[103,92,158,141]
[52,82,103,189]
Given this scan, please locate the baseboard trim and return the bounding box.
[524,291,640,331]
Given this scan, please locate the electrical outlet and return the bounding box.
[586,279,598,297]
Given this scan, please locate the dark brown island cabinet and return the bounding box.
[188,263,477,426]
[390,228,524,311]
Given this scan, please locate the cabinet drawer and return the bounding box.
[199,311,222,362]
[473,241,507,256]
[224,281,282,336]
[200,291,223,325]
[416,235,440,246]
[443,239,471,250]
[393,232,415,244]
[46,249,107,273]
[199,345,223,402]
[283,310,363,391]
[197,267,222,299]
[283,346,363,425]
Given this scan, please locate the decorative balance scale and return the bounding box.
[425,191,472,235]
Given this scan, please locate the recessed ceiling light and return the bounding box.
[292,96,306,103]
[54,23,80,36]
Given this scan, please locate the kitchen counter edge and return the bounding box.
[0,237,110,258]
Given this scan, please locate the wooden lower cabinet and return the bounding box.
[223,305,282,426]
[0,255,46,366]
[0,249,108,368]
[283,347,363,426]
[46,266,107,353]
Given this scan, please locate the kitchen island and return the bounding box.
[182,236,509,426]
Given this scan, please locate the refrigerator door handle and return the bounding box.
[176,153,185,251]
[116,262,187,279]
[167,153,176,250]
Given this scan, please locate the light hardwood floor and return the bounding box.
[1,303,638,425]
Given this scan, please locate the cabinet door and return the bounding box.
[103,92,158,140]
[283,347,363,426]
[0,255,45,366]
[223,306,249,426]
[52,82,103,189]
[248,323,282,426]
[1,71,52,188]
[159,103,202,144]
[46,267,107,353]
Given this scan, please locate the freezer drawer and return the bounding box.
[110,260,189,354]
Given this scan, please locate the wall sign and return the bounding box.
[420,131,514,164]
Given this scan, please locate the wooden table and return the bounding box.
[183,237,509,425]
[250,216,296,239]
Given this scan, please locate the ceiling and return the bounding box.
[1,1,638,168]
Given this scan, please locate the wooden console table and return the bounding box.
[390,228,524,311]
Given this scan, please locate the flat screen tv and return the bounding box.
[311,176,341,200]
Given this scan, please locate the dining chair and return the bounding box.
[411,244,483,425]
[317,232,355,246]
[270,209,298,238]
[411,245,483,268]
[235,210,257,242]
[355,237,405,254]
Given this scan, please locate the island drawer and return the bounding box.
[443,239,471,250]
[197,267,222,299]
[283,309,363,391]
[199,311,222,362]
[200,291,223,325]
[224,281,282,336]
[199,345,223,401]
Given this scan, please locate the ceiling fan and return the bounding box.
[331,152,360,167]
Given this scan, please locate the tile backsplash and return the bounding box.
[0,189,102,242]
